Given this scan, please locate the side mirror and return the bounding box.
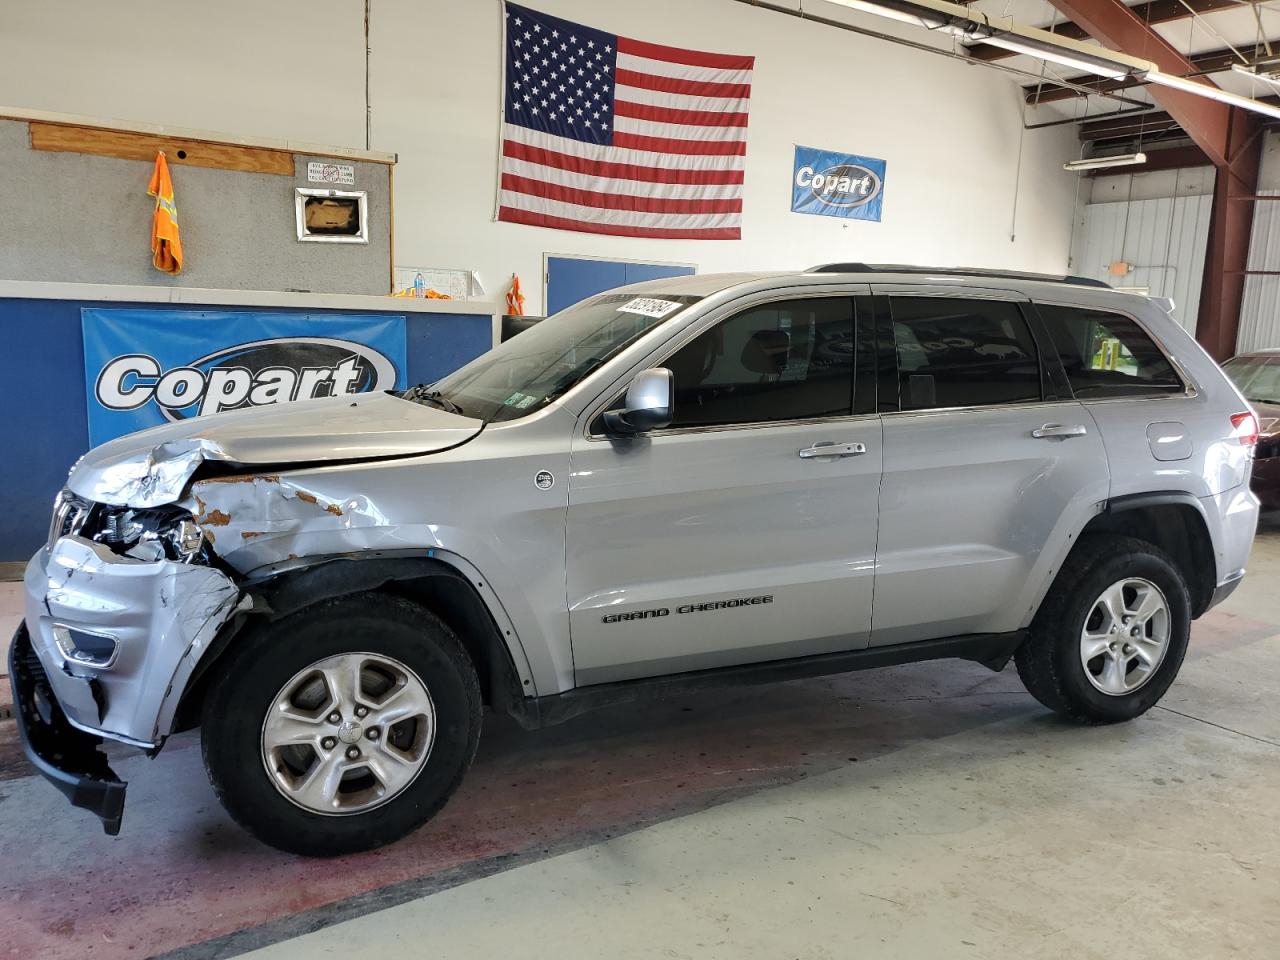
[602,367,674,435]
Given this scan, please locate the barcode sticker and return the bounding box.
[616,297,684,318]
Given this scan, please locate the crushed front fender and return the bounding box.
[25,537,242,746]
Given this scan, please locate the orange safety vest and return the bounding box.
[506,274,525,316]
[147,151,184,275]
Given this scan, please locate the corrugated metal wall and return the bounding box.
[1236,189,1280,354]
[1071,192,1214,335]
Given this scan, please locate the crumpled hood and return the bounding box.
[68,393,484,507]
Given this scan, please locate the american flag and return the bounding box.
[498,2,754,240]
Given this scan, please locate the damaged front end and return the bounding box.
[15,393,484,833]
[13,531,243,832]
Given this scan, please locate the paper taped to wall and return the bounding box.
[393,266,471,300]
[307,161,355,185]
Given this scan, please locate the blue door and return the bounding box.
[546,257,695,314]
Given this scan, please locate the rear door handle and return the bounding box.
[1032,423,1088,439]
[799,441,867,459]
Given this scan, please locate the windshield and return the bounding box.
[411,292,702,422]
[1223,355,1280,405]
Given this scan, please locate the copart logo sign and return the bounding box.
[791,144,887,223]
[82,309,407,446]
[97,338,396,421]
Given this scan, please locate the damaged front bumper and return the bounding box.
[8,625,127,834]
[15,536,241,832]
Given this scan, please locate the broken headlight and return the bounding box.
[87,503,208,563]
[48,489,91,550]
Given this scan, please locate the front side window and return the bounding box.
[1037,304,1184,399]
[890,297,1042,411]
[663,297,856,428]
[421,292,701,422]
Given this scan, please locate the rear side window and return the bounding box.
[1037,304,1183,399]
[665,297,855,428]
[889,297,1042,411]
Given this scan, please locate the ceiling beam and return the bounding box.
[1198,111,1263,360]
[1045,0,1242,167]
[1079,94,1280,142]
[1080,109,1178,140]
[1045,0,1261,360]
[1024,43,1276,105]
[966,0,1238,63]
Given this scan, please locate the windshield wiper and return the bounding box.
[402,384,465,415]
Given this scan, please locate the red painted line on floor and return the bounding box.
[0,609,1273,959]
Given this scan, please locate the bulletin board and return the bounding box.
[0,114,395,296]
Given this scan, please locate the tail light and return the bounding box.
[1230,412,1259,446]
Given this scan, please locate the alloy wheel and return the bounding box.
[1079,577,1171,696]
[260,652,436,815]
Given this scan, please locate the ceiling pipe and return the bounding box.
[1024,43,1278,105]
[729,0,1151,108]
[1231,61,1280,94]
[965,0,1239,64]
[830,0,1141,76]
[824,0,1280,123]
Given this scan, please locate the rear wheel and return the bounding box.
[1016,534,1191,724]
[202,592,481,856]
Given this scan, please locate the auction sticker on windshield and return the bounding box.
[617,298,684,318]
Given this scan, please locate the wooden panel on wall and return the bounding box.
[28,122,294,175]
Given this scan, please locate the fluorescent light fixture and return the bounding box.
[826,0,1280,124]
[975,35,1133,80]
[828,0,1149,79]
[1063,152,1148,172]
[1231,62,1280,93]
[1147,71,1280,122]
[836,0,942,28]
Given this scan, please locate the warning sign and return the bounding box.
[306,161,356,185]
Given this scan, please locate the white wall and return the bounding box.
[1088,166,1216,203]
[0,0,368,147]
[1069,183,1214,336]
[0,0,1079,315]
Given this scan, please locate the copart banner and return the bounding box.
[791,144,886,222]
[82,309,407,445]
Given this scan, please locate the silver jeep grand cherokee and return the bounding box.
[11,264,1261,856]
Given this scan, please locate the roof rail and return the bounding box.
[807,263,1111,289]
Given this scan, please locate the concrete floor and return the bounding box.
[2,521,1278,959]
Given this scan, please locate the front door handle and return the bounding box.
[799,441,867,459]
[1032,423,1088,440]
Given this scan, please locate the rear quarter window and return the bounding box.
[1037,304,1184,399]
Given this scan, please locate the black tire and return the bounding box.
[1016,534,1191,724]
[201,592,481,856]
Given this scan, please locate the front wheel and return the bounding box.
[201,592,481,856]
[1016,534,1192,724]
